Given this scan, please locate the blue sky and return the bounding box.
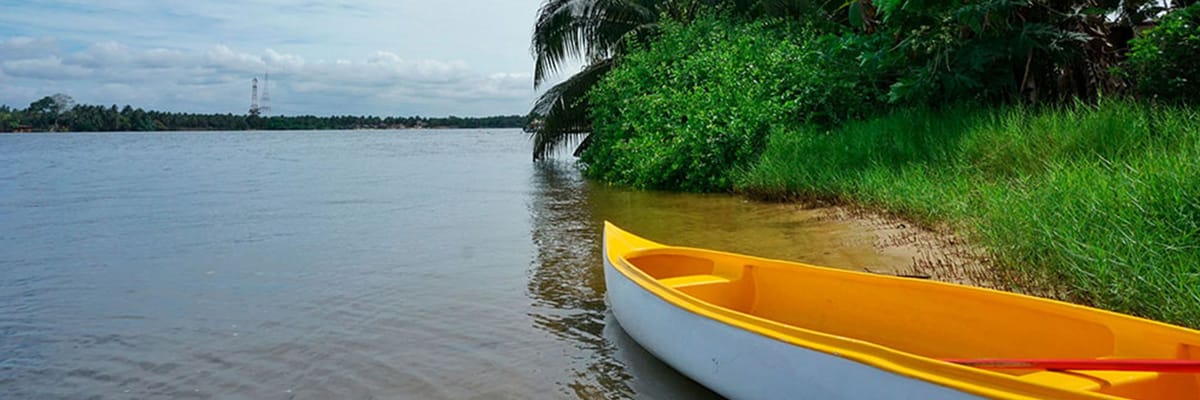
[0,0,563,116]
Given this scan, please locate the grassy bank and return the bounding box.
[737,100,1200,327]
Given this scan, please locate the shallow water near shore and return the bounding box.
[2,129,921,399]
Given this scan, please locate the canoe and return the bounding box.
[601,222,1200,399]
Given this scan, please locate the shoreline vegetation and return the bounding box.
[740,102,1200,326]
[0,96,528,133]
[527,1,1200,327]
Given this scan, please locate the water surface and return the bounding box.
[1,130,902,399]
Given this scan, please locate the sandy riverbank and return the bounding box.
[803,205,1057,297]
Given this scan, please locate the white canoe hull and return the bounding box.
[603,255,982,399]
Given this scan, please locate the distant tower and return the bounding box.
[259,72,272,115]
[249,77,260,116]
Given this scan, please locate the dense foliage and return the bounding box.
[575,0,1200,191]
[583,17,886,191]
[1127,3,1200,103]
[872,0,1131,104]
[527,0,827,160]
[530,0,1192,160]
[0,96,527,132]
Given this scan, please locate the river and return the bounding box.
[1,129,913,399]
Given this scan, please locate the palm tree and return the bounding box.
[528,0,824,161]
[528,0,672,161]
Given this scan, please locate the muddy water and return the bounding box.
[532,161,917,276]
[2,130,916,399]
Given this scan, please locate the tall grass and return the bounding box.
[738,100,1200,327]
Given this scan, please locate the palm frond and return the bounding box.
[532,0,658,87]
[531,59,614,161]
[533,0,587,87]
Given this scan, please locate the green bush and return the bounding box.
[1127,4,1200,103]
[583,16,886,192]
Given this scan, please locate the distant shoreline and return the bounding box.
[0,126,527,134]
[1,96,530,133]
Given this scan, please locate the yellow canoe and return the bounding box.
[602,222,1200,399]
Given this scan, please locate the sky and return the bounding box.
[0,0,568,117]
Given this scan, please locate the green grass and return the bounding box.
[737,100,1200,327]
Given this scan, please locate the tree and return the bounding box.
[48,93,75,131]
[24,93,76,131]
[530,0,706,161]
[26,96,56,129]
[0,105,15,131]
[49,93,74,114]
[527,0,813,160]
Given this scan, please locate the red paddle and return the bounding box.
[943,358,1200,373]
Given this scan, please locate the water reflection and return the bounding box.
[526,161,719,399]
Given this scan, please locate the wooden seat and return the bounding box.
[1018,370,1160,392]
[658,274,730,288]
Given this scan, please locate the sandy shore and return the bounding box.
[800,204,1065,299]
[805,205,1019,292]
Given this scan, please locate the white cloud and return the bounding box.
[263,49,304,72]
[0,36,60,61]
[3,57,92,80]
[66,41,134,68]
[138,48,189,69]
[204,45,267,73]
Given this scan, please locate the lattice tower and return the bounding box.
[259,72,271,115]
[249,77,260,115]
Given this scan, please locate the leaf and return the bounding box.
[849,1,865,29]
[874,0,904,18]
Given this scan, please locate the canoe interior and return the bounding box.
[619,247,1200,398]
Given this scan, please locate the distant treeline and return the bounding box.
[0,95,531,132]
